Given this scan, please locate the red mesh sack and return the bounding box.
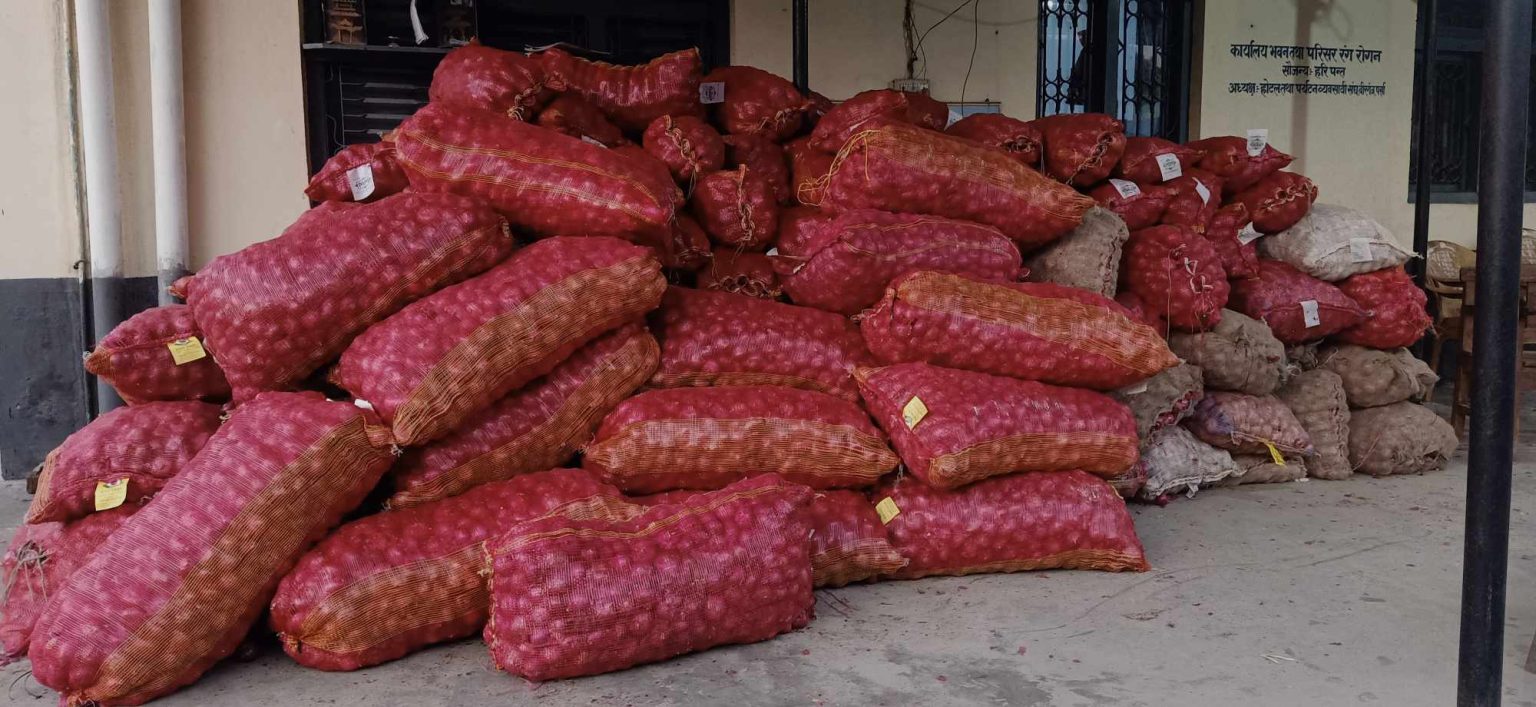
[1089,180,1173,230]
[874,471,1149,579]
[332,237,665,447]
[1188,136,1294,197]
[1159,169,1223,233]
[642,115,726,184]
[270,469,617,672]
[943,113,1042,167]
[1229,260,1366,344]
[584,386,898,492]
[483,475,814,681]
[0,506,137,664]
[903,92,950,130]
[1205,202,1260,279]
[167,275,193,300]
[429,42,557,119]
[304,142,410,203]
[395,103,681,240]
[690,165,779,250]
[805,90,834,125]
[84,304,231,405]
[1115,291,1168,334]
[28,392,394,706]
[1031,113,1128,186]
[775,205,835,257]
[704,247,783,298]
[1121,225,1230,332]
[777,209,1023,316]
[723,133,791,204]
[666,214,712,271]
[702,65,808,141]
[1333,268,1432,349]
[534,93,626,147]
[650,287,873,400]
[787,136,835,205]
[28,401,222,525]
[856,363,1138,489]
[809,89,932,153]
[388,326,658,509]
[1114,136,1202,184]
[861,272,1178,390]
[821,121,1094,249]
[188,193,511,401]
[536,47,704,132]
[1233,171,1319,234]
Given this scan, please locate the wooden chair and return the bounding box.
[1425,240,1473,396]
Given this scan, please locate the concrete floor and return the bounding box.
[4,446,1536,705]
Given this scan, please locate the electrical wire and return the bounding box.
[913,0,975,79]
[960,0,980,103]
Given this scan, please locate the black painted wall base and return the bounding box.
[0,276,158,480]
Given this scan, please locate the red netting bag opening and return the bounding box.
[1114,136,1203,184]
[483,475,815,681]
[650,286,873,400]
[690,165,779,250]
[809,89,935,153]
[84,304,231,405]
[535,47,704,132]
[704,247,783,299]
[1031,113,1128,186]
[723,133,791,204]
[1090,180,1173,230]
[855,362,1139,489]
[1158,169,1224,233]
[862,272,1177,389]
[304,142,410,203]
[534,93,627,147]
[1234,171,1319,234]
[787,136,836,205]
[874,471,1149,579]
[1228,260,1366,344]
[1188,135,1294,197]
[702,65,808,141]
[1204,202,1260,279]
[583,385,898,492]
[944,113,1042,167]
[1,506,137,664]
[1120,225,1231,332]
[1334,267,1432,349]
[428,43,557,119]
[642,114,726,184]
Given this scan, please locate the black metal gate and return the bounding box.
[1037,0,1194,141]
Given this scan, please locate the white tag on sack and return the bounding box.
[1245,128,1269,157]
[1238,224,1264,245]
[1300,299,1321,328]
[580,135,607,148]
[1121,381,1149,395]
[766,247,780,256]
[699,81,725,104]
[1155,153,1183,182]
[1109,178,1141,199]
[1194,179,1212,205]
[346,164,376,201]
[1349,238,1373,263]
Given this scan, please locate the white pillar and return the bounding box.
[74,0,125,411]
[150,0,189,304]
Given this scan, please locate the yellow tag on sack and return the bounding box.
[874,497,901,525]
[167,337,207,365]
[1265,442,1286,466]
[94,478,128,511]
[901,396,929,429]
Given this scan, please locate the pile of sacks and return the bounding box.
[0,43,1450,704]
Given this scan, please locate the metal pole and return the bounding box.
[150,0,191,304]
[792,0,808,94]
[1458,0,1532,704]
[1410,0,1438,289]
[74,0,125,412]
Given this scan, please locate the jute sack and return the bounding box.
[1258,204,1412,282]
[1138,426,1241,499]
[1113,362,1204,439]
[1275,369,1351,480]
[1348,402,1458,476]
[1317,345,1437,408]
[1217,453,1306,485]
[1025,206,1129,298]
[1168,309,1287,395]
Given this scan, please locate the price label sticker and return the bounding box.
[94,478,128,511]
[1155,153,1183,182]
[1265,442,1287,466]
[1109,178,1141,199]
[346,164,375,201]
[1300,299,1321,328]
[1349,238,1373,263]
[167,337,208,365]
[901,396,929,429]
[580,135,607,148]
[1246,128,1269,157]
[874,497,901,525]
[1194,179,1212,205]
[699,81,725,104]
[1238,224,1264,245]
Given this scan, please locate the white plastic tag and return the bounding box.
[1238,224,1264,245]
[1300,300,1321,328]
[1245,128,1269,157]
[1109,178,1141,199]
[766,247,780,256]
[346,164,375,201]
[580,135,606,148]
[699,82,725,104]
[1349,238,1373,263]
[1194,179,1212,205]
[1121,381,1149,395]
[1155,153,1183,182]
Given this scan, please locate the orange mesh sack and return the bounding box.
[84,304,231,405]
[429,42,557,119]
[536,47,705,133]
[28,392,395,706]
[855,363,1139,489]
[304,142,410,203]
[28,401,222,525]
[1031,113,1128,186]
[874,471,1149,579]
[270,469,617,672]
[187,193,512,402]
[820,121,1095,249]
[387,325,658,509]
[394,103,681,240]
[332,236,666,447]
[583,386,899,492]
[650,287,874,401]
[861,272,1178,390]
[483,475,815,681]
[1,506,137,665]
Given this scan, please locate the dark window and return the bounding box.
[300,0,730,173]
[1037,0,1194,141]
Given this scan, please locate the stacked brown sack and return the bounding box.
[1319,344,1456,476]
